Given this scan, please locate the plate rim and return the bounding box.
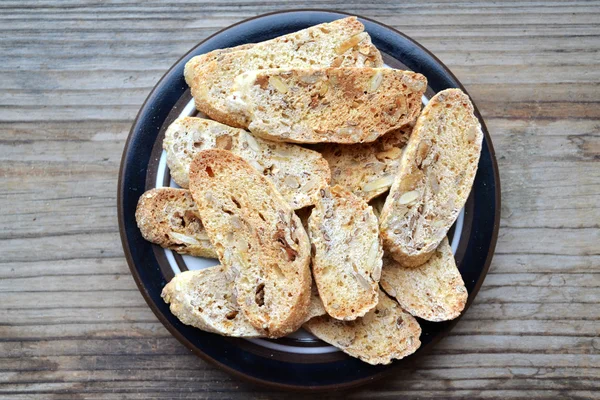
[117,8,501,391]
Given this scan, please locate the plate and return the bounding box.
[118,9,501,391]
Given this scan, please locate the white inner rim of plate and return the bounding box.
[155,93,464,355]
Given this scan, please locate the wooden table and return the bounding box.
[1,1,598,398]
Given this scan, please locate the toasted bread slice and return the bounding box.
[162,266,326,337]
[162,267,264,337]
[188,149,311,338]
[232,68,426,144]
[317,125,413,200]
[164,117,330,209]
[379,89,483,267]
[380,237,467,322]
[304,290,421,365]
[184,17,383,128]
[308,185,381,320]
[135,187,216,258]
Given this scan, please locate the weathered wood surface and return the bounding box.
[1,1,599,398]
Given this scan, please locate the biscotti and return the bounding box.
[379,89,483,267]
[308,185,381,320]
[162,267,327,338]
[304,290,421,365]
[317,124,413,200]
[135,187,216,258]
[380,237,468,321]
[164,117,330,209]
[188,149,311,338]
[185,17,383,128]
[231,67,426,143]
[162,267,264,337]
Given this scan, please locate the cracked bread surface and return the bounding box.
[379,89,483,267]
[135,187,216,258]
[188,149,311,338]
[308,185,381,320]
[232,67,426,144]
[164,117,330,209]
[185,17,383,128]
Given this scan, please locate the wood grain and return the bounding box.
[1,1,599,399]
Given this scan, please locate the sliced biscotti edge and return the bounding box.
[184,43,255,82]
[161,267,265,337]
[185,17,382,128]
[308,185,381,320]
[163,266,326,337]
[135,187,216,258]
[163,117,331,209]
[379,88,483,267]
[304,290,421,365]
[235,67,426,144]
[183,44,255,128]
[380,237,467,321]
[317,124,413,200]
[188,149,311,338]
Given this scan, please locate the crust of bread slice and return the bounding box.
[189,43,255,67]
[232,68,426,144]
[380,237,468,321]
[188,149,311,338]
[163,117,330,209]
[317,124,413,200]
[162,266,326,337]
[184,17,383,128]
[308,185,381,320]
[135,187,216,258]
[162,267,264,337]
[379,89,483,267]
[304,290,421,365]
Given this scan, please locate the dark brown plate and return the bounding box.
[118,9,501,391]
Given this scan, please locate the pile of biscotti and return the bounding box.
[135,17,483,365]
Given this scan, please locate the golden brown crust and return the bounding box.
[235,68,426,144]
[188,149,312,338]
[184,17,383,127]
[135,187,216,258]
